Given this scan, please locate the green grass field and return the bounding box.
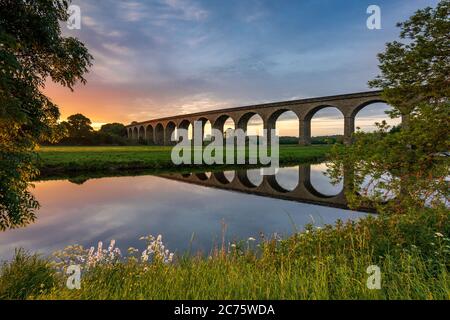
[37,145,331,175]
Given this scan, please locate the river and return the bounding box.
[0,163,367,260]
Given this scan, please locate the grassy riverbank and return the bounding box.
[1,207,448,300]
[36,145,331,176]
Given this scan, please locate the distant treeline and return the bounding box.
[44,114,131,146]
[46,113,346,146]
[280,135,344,145]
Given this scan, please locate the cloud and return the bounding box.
[81,15,124,37]
[119,0,208,23]
[102,43,133,56]
[164,0,208,21]
[130,93,233,120]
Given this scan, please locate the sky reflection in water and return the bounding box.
[0,164,363,260]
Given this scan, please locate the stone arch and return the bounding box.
[304,163,343,199]
[304,105,345,143]
[178,119,191,130]
[350,99,388,119]
[127,128,133,139]
[197,117,212,143]
[352,100,401,133]
[195,173,209,181]
[165,121,176,145]
[138,126,145,141]
[213,114,235,133]
[155,123,164,145]
[304,180,337,199]
[132,127,138,140]
[213,171,234,185]
[236,170,258,189]
[267,108,300,143]
[246,168,263,187]
[178,119,191,142]
[274,166,299,191]
[236,112,263,132]
[266,175,290,193]
[145,125,154,144]
[303,104,344,122]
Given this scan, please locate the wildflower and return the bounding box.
[435,232,444,238]
[128,247,138,254]
[108,239,116,252]
[141,250,149,262]
[248,237,256,242]
[96,241,103,260]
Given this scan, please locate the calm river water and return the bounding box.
[0,163,367,260]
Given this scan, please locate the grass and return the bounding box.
[1,206,448,300]
[36,145,331,176]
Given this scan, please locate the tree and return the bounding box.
[0,0,93,230]
[100,123,127,137]
[65,113,94,138]
[328,0,449,214]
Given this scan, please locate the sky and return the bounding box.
[44,0,439,135]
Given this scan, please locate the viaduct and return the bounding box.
[125,90,390,145]
[157,164,374,212]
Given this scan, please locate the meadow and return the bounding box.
[36,145,331,175]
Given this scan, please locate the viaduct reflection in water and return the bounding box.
[158,164,370,212]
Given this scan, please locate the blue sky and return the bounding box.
[46,0,439,135]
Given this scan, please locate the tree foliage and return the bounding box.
[63,113,94,139]
[0,0,93,230]
[328,0,449,214]
[99,123,127,138]
[54,116,129,146]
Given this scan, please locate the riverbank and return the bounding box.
[0,206,448,300]
[36,145,331,176]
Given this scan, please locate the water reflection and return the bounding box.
[310,163,343,196]
[162,164,349,208]
[0,164,367,261]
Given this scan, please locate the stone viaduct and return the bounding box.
[126,90,388,145]
[157,164,374,212]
